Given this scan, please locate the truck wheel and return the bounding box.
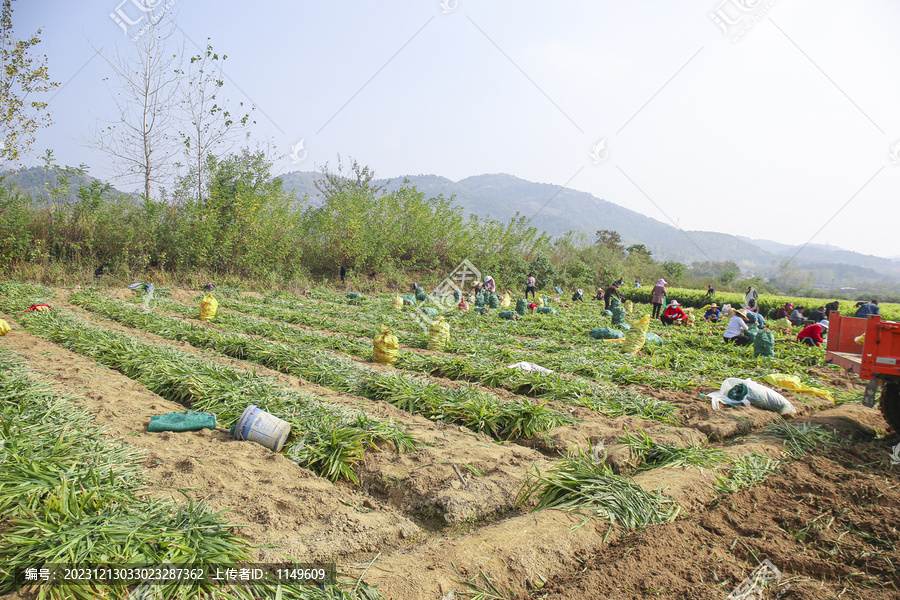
[881,381,900,433]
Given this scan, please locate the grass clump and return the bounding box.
[762,419,838,457]
[714,454,781,493]
[517,446,681,530]
[619,429,726,472]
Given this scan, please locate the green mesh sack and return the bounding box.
[536,307,556,315]
[590,327,624,340]
[600,309,612,317]
[402,295,415,306]
[753,330,775,358]
[415,289,428,302]
[611,305,627,328]
[148,411,216,433]
[645,332,663,346]
[499,311,516,320]
[420,307,439,318]
[515,298,527,316]
[346,292,361,299]
[745,324,759,343]
[489,293,500,309]
[453,290,461,302]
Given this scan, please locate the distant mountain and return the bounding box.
[0,166,129,203]
[281,170,900,290]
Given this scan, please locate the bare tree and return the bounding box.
[0,0,58,167]
[177,40,253,201]
[87,14,182,200]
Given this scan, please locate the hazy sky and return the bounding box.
[14,0,900,258]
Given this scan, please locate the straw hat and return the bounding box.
[707,303,718,308]
[733,308,749,319]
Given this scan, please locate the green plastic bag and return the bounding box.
[148,410,216,433]
[753,330,775,358]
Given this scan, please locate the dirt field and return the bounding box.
[1,286,898,600]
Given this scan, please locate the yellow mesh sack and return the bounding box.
[622,315,650,354]
[373,325,399,365]
[392,295,403,310]
[624,300,633,313]
[199,293,218,321]
[0,319,9,336]
[500,291,511,308]
[428,317,451,351]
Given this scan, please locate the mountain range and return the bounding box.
[277,171,900,292]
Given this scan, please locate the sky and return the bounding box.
[11,0,900,259]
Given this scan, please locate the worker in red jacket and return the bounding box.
[660,300,687,325]
[797,320,828,346]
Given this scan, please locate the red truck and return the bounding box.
[825,313,900,432]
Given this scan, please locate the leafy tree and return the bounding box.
[0,0,58,166]
[626,243,652,259]
[594,229,624,256]
[662,261,687,283]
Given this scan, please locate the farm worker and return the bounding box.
[572,289,584,302]
[789,305,806,326]
[660,300,686,325]
[773,302,793,320]
[808,306,826,322]
[703,284,715,300]
[745,286,759,307]
[633,280,641,288]
[650,279,667,319]
[340,264,346,283]
[704,303,721,322]
[525,274,536,299]
[797,320,828,346]
[723,308,751,346]
[593,289,604,302]
[615,277,624,286]
[483,275,496,293]
[604,283,621,310]
[855,300,880,318]
[824,300,840,319]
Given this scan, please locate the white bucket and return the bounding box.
[233,405,291,452]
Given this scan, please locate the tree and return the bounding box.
[662,261,687,283]
[625,243,652,259]
[88,14,182,200]
[177,41,253,202]
[594,229,624,255]
[0,0,58,166]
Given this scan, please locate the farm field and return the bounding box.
[0,282,898,600]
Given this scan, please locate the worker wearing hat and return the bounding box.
[724,307,751,346]
[797,320,828,346]
[660,299,687,325]
[704,303,721,323]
